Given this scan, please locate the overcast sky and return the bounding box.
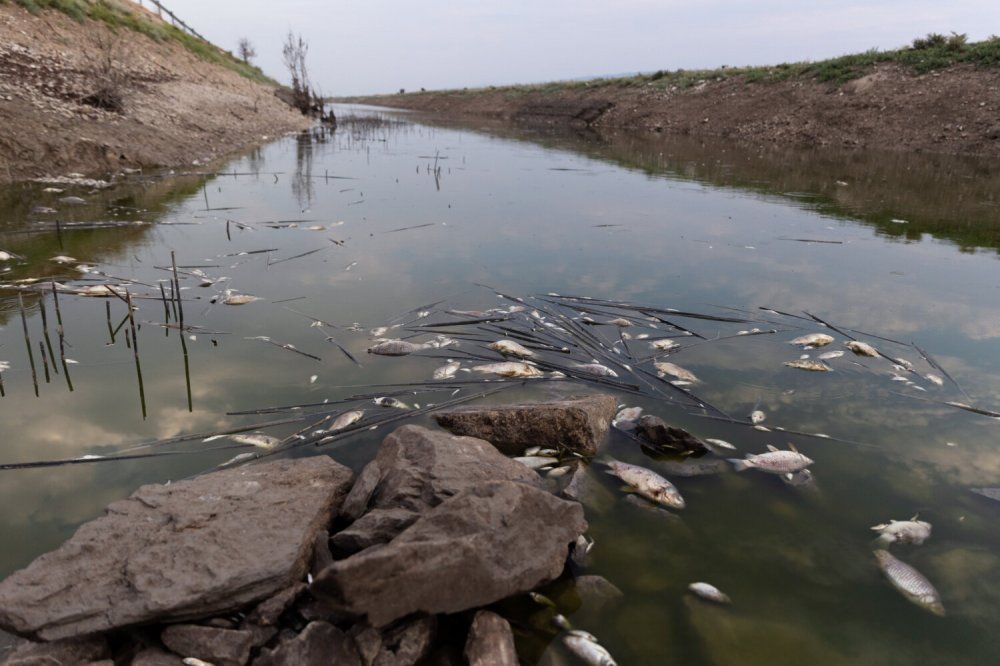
[156,1,999,96]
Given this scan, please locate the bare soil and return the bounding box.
[0,4,311,184]
[352,63,1000,156]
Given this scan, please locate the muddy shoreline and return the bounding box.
[347,62,1000,157]
[0,4,311,185]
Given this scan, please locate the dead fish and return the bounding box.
[424,335,458,349]
[613,406,643,430]
[368,339,426,356]
[58,195,87,204]
[605,460,685,509]
[220,291,259,305]
[574,363,619,377]
[0,361,10,372]
[31,206,57,214]
[654,361,699,382]
[563,630,617,666]
[230,433,281,449]
[688,582,731,604]
[845,340,879,357]
[432,360,461,379]
[471,362,544,378]
[488,339,535,357]
[925,373,944,387]
[217,452,257,468]
[328,409,365,431]
[0,250,24,261]
[729,444,813,475]
[704,438,737,454]
[76,284,125,297]
[547,465,573,478]
[789,333,835,348]
[818,350,844,360]
[750,410,766,424]
[874,550,945,616]
[893,357,915,371]
[607,317,632,327]
[650,339,680,352]
[374,396,410,410]
[369,326,391,337]
[513,455,559,470]
[182,659,216,666]
[871,516,932,546]
[783,359,833,372]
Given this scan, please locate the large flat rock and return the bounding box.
[434,394,617,456]
[0,457,353,641]
[313,480,586,627]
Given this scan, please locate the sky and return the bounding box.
[155,0,1000,96]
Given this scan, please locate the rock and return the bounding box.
[636,415,708,454]
[161,624,254,666]
[132,648,185,665]
[374,616,437,666]
[1,635,109,665]
[313,480,586,627]
[310,531,333,578]
[0,457,354,641]
[561,465,616,515]
[573,575,625,612]
[336,425,543,550]
[434,394,617,456]
[252,621,361,666]
[464,611,518,666]
[348,624,382,666]
[243,584,307,628]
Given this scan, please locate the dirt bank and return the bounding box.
[0,3,311,184]
[351,62,1000,156]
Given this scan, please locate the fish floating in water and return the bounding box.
[789,333,835,348]
[432,360,461,379]
[649,339,680,352]
[604,460,685,509]
[688,582,731,604]
[229,433,281,449]
[729,444,813,475]
[874,549,945,616]
[374,396,410,410]
[607,317,632,327]
[562,630,617,666]
[612,406,643,430]
[328,409,365,432]
[783,359,833,372]
[488,339,535,357]
[704,438,737,454]
[871,516,931,546]
[368,339,426,356]
[513,455,560,470]
[845,340,879,357]
[750,410,766,425]
[470,361,544,378]
[574,363,618,377]
[219,290,260,305]
[925,373,944,387]
[818,350,844,360]
[654,361,699,382]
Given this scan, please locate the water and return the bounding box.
[2,104,1000,663]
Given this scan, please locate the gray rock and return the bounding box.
[573,575,625,612]
[161,624,254,666]
[243,584,306,628]
[313,480,586,627]
[465,611,518,666]
[434,394,617,456]
[310,531,333,578]
[132,648,185,665]
[252,621,361,666]
[1,635,108,665]
[636,415,709,454]
[336,425,543,549]
[374,616,437,666]
[348,624,382,666]
[0,457,353,641]
[561,465,616,515]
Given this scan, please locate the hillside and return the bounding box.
[0,1,311,183]
[350,38,1000,156]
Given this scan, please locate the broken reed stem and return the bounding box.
[125,290,147,419]
[171,250,184,327]
[17,294,39,396]
[39,340,50,383]
[159,282,171,333]
[0,370,5,397]
[38,296,58,376]
[180,332,192,412]
[106,301,115,344]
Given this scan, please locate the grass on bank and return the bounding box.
[1,0,278,85]
[404,33,1000,97]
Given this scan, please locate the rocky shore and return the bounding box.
[0,395,629,665]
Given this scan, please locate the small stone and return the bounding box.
[253,621,360,666]
[464,611,517,666]
[160,624,253,666]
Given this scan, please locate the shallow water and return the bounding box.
[2,105,1000,663]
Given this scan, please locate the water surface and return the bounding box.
[1,105,999,664]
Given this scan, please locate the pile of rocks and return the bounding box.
[0,395,619,665]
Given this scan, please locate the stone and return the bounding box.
[330,508,420,556]
[348,624,382,666]
[310,531,333,578]
[561,464,616,515]
[313,480,586,627]
[132,647,186,665]
[464,611,518,666]
[0,457,354,641]
[161,624,254,666]
[374,616,436,666]
[573,575,625,612]
[252,621,361,666]
[636,415,708,454]
[243,584,307,628]
[434,394,617,456]
[1,635,109,665]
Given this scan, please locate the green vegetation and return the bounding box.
[1,0,278,85]
[409,33,1000,97]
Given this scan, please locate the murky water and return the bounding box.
[2,104,1000,664]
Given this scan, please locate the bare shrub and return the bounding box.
[81,30,130,113]
[282,31,317,116]
[237,37,257,64]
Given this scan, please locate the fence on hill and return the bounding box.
[130,0,208,43]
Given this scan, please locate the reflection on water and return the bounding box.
[2,105,1000,664]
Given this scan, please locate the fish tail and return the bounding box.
[728,458,751,472]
